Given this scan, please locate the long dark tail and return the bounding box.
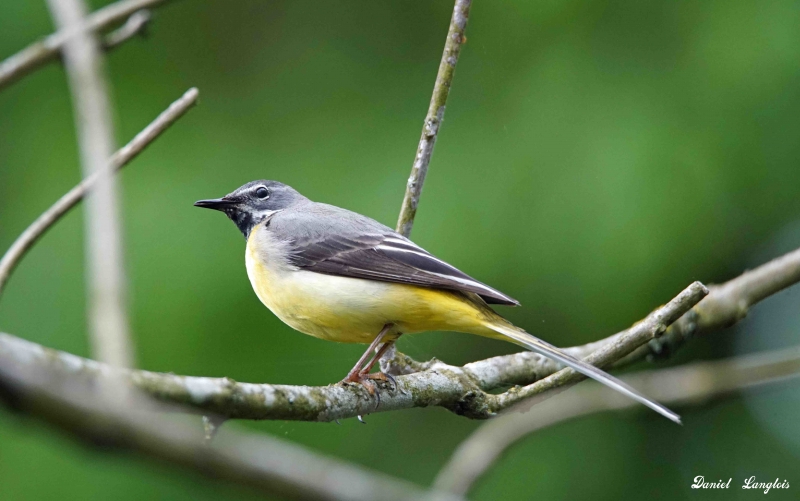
[486,321,681,424]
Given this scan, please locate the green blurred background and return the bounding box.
[1,0,799,499]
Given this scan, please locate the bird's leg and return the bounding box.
[341,325,398,397]
[358,338,398,390]
[359,332,396,374]
[342,324,391,383]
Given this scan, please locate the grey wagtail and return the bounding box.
[195,180,680,423]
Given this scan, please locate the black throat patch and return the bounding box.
[227,209,279,239]
[227,209,255,239]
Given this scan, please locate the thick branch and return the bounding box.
[434,347,800,495]
[0,282,705,422]
[0,0,174,90]
[0,88,198,297]
[0,342,460,501]
[396,0,471,237]
[3,234,800,423]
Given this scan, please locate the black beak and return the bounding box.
[194,197,236,211]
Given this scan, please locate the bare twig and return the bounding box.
[396,0,472,237]
[0,0,174,90]
[102,9,151,50]
[589,247,800,369]
[434,347,800,495]
[0,344,461,501]
[0,88,198,298]
[0,282,705,422]
[47,0,131,370]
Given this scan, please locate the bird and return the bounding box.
[195,180,680,423]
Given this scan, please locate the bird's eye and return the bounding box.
[255,187,269,199]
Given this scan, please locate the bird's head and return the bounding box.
[194,180,307,238]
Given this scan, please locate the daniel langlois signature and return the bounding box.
[692,476,790,494]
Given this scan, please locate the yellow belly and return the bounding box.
[245,227,496,344]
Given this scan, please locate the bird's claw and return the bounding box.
[384,372,397,392]
[340,370,395,410]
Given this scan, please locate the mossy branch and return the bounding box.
[4,237,800,423]
[0,282,706,422]
[7,233,793,425]
[0,341,461,501]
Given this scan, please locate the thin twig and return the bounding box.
[434,347,800,495]
[47,0,131,370]
[0,87,199,298]
[0,0,175,90]
[0,344,461,501]
[102,10,151,50]
[0,282,705,422]
[481,282,709,414]
[609,246,800,367]
[395,0,472,237]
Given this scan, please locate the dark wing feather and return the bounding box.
[274,203,519,306]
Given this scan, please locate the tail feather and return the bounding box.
[487,321,681,424]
